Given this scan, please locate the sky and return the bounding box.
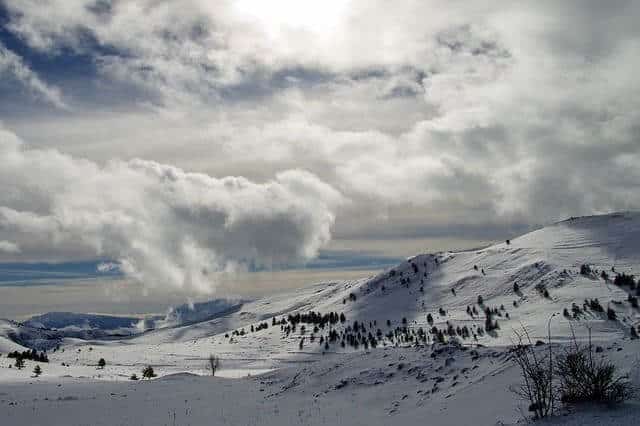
[0,0,639,306]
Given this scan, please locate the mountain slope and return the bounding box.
[1,212,640,426]
[1,212,638,380]
[0,212,630,381]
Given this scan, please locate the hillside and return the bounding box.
[1,212,639,425]
[2,212,640,375]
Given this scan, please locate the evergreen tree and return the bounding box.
[142,366,156,379]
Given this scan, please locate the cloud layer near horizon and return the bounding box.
[0,127,342,293]
[0,0,639,291]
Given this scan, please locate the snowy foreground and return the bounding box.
[2,212,640,425]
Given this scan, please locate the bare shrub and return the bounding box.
[556,329,631,405]
[510,327,556,419]
[629,357,640,393]
[208,354,220,376]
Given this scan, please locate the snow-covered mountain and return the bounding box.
[3,212,640,365]
[25,312,140,333]
[1,212,639,425]
[0,299,249,347]
[97,211,639,354]
[0,319,61,352]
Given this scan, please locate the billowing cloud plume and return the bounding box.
[0,127,343,293]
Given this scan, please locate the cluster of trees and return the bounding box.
[484,307,500,332]
[563,298,623,322]
[9,356,45,375]
[465,306,479,317]
[228,328,246,337]
[287,311,345,328]
[330,320,379,350]
[384,325,428,345]
[296,313,492,351]
[580,264,593,276]
[13,357,24,369]
[614,272,637,289]
[7,349,49,363]
[586,298,604,313]
[535,283,550,299]
[431,323,474,342]
[385,258,435,291]
[129,366,156,380]
[610,271,639,308]
[226,321,275,339]
[280,311,347,337]
[251,322,269,332]
[341,329,379,350]
[579,264,638,290]
[564,303,584,319]
[6,357,44,376]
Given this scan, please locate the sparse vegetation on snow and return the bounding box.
[2,212,640,425]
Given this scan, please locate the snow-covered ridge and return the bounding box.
[0,299,250,351]
[25,312,140,332]
[1,212,639,377]
[1,212,640,425]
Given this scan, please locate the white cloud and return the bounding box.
[0,127,343,293]
[0,42,67,109]
[1,0,639,241]
[0,240,20,254]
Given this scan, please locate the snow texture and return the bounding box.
[1,212,640,425]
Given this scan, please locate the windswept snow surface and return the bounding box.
[1,212,640,425]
